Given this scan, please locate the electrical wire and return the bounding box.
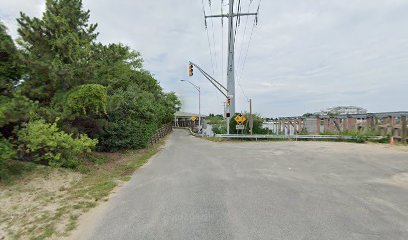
[209,1,219,80]
[221,0,225,84]
[236,0,253,81]
[239,0,261,78]
[237,17,256,90]
[201,0,216,76]
[233,0,242,45]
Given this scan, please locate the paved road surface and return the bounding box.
[82,129,408,240]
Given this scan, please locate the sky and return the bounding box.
[1,0,408,117]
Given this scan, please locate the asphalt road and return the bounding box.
[83,129,408,240]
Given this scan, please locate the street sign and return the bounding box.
[234,114,247,124]
[236,125,245,130]
[191,116,197,121]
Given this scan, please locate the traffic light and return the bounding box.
[189,64,194,77]
[227,98,231,106]
[226,113,230,118]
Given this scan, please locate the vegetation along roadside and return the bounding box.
[0,0,179,239]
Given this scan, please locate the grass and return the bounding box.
[0,138,166,240]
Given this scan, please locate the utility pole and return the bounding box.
[205,0,259,117]
[180,80,201,132]
[249,98,253,135]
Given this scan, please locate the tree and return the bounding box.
[91,43,143,89]
[0,22,21,96]
[17,0,98,103]
[0,21,34,137]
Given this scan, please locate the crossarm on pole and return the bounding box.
[205,12,258,19]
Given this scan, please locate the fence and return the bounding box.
[266,112,407,144]
[215,134,386,141]
[149,123,173,145]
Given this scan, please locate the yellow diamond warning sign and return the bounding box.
[191,116,197,121]
[234,114,246,124]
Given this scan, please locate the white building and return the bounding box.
[320,106,367,115]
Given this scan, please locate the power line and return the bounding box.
[240,0,261,78]
[236,0,261,94]
[209,1,219,79]
[233,0,242,45]
[238,17,256,88]
[201,0,216,75]
[236,0,253,81]
[221,0,225,84]
[234,0,254,105]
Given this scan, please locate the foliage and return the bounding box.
[63,84,107,118]
[91,43,143,89]
[302,113,314,118]
[212,124,227,135]
[99,86,159,151]
[210,113,268,135]
[228,113,268,134]
[0,136,16,179]
[0,94,35,130]
[0,22,21,96]
[17,119,97,167]
[206,115,224,125]
[17,0,98,103]
[0,0,180,179]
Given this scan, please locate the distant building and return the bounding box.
[317,106,367,116]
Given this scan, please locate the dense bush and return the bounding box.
[102,118,157,151]
[63,84,107,118]
[17,120,97,168]
[99,85,159,151]
[0,136,16,179]
[211,113,268,135]
[0,94,35,128]
[0,0,181,179]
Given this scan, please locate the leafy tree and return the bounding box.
[0,94,35,135]
[63,84,107,118]
[0,22,21,96]
[91,43,143,89]
[0,22,34,137]
[9,0,180,157]
[17,0,98,103]
[100,85,159,151]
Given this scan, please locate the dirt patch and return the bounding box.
[0,139,166,240]
[0,169,82,239]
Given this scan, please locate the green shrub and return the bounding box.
[0,94,35,128]
[63,84,107,118]
[228,113,268,134]
[99,85,160,151]
[0,136,16,180]
[17,119,98,168]
[101,119,157,151]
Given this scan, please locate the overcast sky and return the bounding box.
[1,0,407,117]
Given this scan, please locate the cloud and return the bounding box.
[1,0,408,117]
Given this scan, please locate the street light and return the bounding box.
[180,80,201,131]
